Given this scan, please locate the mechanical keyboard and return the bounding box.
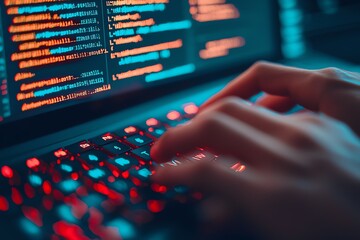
[0,103,244,239]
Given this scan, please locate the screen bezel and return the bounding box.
[0,0,282,149]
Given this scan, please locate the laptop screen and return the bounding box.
[0,0,278,125]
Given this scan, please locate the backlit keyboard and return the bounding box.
[0,103,243,239]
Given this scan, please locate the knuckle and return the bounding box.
[251,61,269,71]
[314,68,349,89]
[294,113,325,126]
[281,128,316,148]
[214,97,240,113]
[197,113,225,143]
[199,112,223,130]
[319,67,341,77]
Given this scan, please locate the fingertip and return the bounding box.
[150,166,167,183]
[150,143,168,163]
[151,164,187,187]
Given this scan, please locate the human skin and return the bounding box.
[150,62,360,239]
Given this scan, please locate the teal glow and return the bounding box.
[88,168,105,179]
[282,42,305,58]
[174,186,189,194]
[136,20,192,35]
[82,194,103,207]
[280,9,302,25]
[60,164,73,173]
[112,4,165,14]
[59,179,80,193]
[278,0,297,8]
[155,129,165,136]
[88,154,99,161]
[57,204,77,223]
[134,138,144,144]
[111,180,128,192]
[160,50,170,58]
[20,218,40,235]
[115,158,130,167]
[146,64,195,83]
[138,168,152,178]
[119,52,159,66]
[107,218,136,239]
[28,174,42,187]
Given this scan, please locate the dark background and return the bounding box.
[294,0,360,63]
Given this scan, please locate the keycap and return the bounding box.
[130,168,152,181]
[145,118,161,127]
[126,134,152,147]
[65,141,93,154]
[54,158,83,174]
[111,155,138,171]
[87,168,107,180]
[131,146,151,161]
[183,103,199,116]
[147,127,166,138]
[89,133,116,146]
[103,142,131,156]
[166,110,181,121]
[53,148,70,159]
[80,150,109,163]
[114,126,140,138]
[106,179,131,193]
[185,150,216,162]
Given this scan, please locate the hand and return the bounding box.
[150,62,360,239]
[203,62,360,135]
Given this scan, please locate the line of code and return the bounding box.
[105,0,194,82]
[3,0,111,113]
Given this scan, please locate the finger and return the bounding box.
[255,94,295,113]
[152,160,257,197]
[201,61,332,112]
[198,97,284,134]
[151,111,292,165]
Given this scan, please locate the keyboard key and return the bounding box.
[53,148,70,159]
[80,150,109,163]
[56,179,80,194]
[131,146,151,161]
[160,157,191,167]
[114,126,140,138]
[54,158,83,174]
[183,103,199,116]
[111,155,138,171]
[106,179,130,193]
[166,110,181,121]
[126,134,152,147]
[65,141,93,154]
[147,127,166,138]
[89,133,116,146]
[103,142,131,156]
[145,118,161,127]
[57,164,74,173]
[185,150,216,162]
[130,168,153,181]
[88,168,107,180]
[26,157,42,169]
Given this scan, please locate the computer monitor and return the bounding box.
[0,0,280,147]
